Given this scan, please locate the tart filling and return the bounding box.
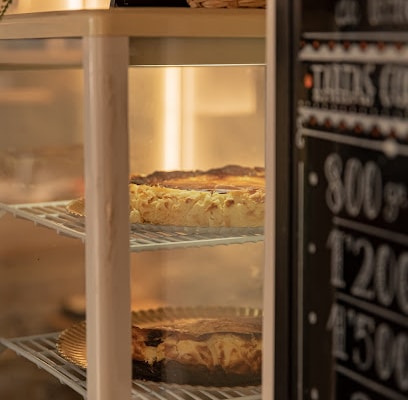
[129,165,265,227]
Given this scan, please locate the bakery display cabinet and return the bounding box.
[0,6,270,400]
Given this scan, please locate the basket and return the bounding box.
[187,0,265,8]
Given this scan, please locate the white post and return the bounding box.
[83,36,131,400]
[264,0,276,399]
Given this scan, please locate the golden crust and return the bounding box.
[129,165,265,227]
[130,165,265,190]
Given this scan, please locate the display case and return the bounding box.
[0,7,270,400]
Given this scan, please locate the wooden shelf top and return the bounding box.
[0,8,265,40]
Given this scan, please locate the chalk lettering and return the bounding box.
[335,0,361,27]
[379,65,408,110]
[310,64,376,107]
[368,0,408,26]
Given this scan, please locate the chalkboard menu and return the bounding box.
[290,1,408,399]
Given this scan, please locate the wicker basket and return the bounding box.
[187,0,265,8]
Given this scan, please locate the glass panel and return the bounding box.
[0,43,265,395]
[0,67,83,204]
[129,65,265,172]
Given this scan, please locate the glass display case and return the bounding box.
[0,7,270,400]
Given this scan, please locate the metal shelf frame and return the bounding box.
[0,201,264,251]
[0,333,261,400]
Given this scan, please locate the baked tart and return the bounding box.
[131,316,262,386]
[66,165,265,228]
[129,165,264,227]
[56,307,262,387]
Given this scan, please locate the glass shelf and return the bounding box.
[0,333,261,400]
[0,201,264,251]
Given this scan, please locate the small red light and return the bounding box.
[304,73,313,89]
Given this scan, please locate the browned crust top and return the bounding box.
[133,316,262,341]
[129,165,265,191]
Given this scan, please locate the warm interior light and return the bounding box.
[67,0,84,7]
[8,0,109,13]
[163,67,182,170]
[180,68,196,169]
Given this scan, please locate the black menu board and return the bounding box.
[288,1,408,399]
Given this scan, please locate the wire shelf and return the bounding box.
[0,201,264,251]
[0,333,262,400]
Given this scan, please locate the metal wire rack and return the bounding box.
[0,333,262,400]
[0,203,264,398]
[0,201,264,251]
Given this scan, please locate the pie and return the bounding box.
[66,165,265,228]
[129,165,265,227]
[131,316,262,386]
